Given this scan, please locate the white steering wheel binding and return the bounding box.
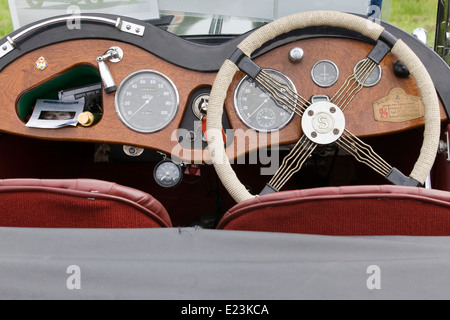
[206,11,441,204]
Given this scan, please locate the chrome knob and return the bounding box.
[289,47,304,62]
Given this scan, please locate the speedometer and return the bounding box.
[234,69,296,132]
[115,70,179,133]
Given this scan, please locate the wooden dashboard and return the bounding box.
[0,34,446,162]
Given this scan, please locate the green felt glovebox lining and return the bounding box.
[17,65,101,121]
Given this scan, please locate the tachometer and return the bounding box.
[115,70,179,133]
[234,69,296,132]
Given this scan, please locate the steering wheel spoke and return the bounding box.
[336,129,392,177]
[331,58,378,110]
[336,129,422,186]
[331,35,395,111]
[230,50,310,117]
[255,69,310,116]
[261,135,317,194]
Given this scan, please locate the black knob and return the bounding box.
[393,60,410,78]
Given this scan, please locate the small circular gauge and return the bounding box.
[256,108,276,129]
[153,160,183,188]
[234,69,296,132]
[354,59,382,87]
[311,60,339,87]
[115,70,179,133]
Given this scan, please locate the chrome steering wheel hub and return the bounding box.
[301,101,345,145]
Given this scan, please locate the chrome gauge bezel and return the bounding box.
[311,60,339,88]
[233,69,297,132]
[115,69,179,133]
[153,159,183,188]
[353,59,382,87]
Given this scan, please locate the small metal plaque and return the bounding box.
[373,88,424,122]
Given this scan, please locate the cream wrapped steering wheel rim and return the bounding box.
[206,11,441,204]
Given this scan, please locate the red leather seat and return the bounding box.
[217,185,450,236]
[0,179,172,228]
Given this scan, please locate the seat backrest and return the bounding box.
[0,179,172,228]
[217,185,450,236]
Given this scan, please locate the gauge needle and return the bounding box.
[127,96,153,120]
[247,97,270,119]
[321,65,329,80]
[160,172,174,181]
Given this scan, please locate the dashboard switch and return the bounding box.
[96,47,123,94]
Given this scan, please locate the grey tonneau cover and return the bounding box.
[1,227,450,299]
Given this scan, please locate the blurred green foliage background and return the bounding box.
[0,0,12,36]
[389,0,437,46]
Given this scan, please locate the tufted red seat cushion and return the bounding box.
[0,179,172,228]
[217,185,450,236]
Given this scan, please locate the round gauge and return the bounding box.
[311,60,339,87]
[256,108,276,129]
[354,59,382,87]
[234,69,296,132]
[153,160,183,188]
[115,70,179,133]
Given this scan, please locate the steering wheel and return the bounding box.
[206,11,441,204]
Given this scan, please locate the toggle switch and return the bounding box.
[97,46,123,93]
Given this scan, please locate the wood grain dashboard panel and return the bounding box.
[0,37,446,162]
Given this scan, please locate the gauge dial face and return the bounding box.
[256,108,276,129]
[153,160,182,188]
[115,70,179,133]
[354,60,382,87]
[234,69,296,132]
[311,60,339,87]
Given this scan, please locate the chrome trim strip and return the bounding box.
[0,16,145,60]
